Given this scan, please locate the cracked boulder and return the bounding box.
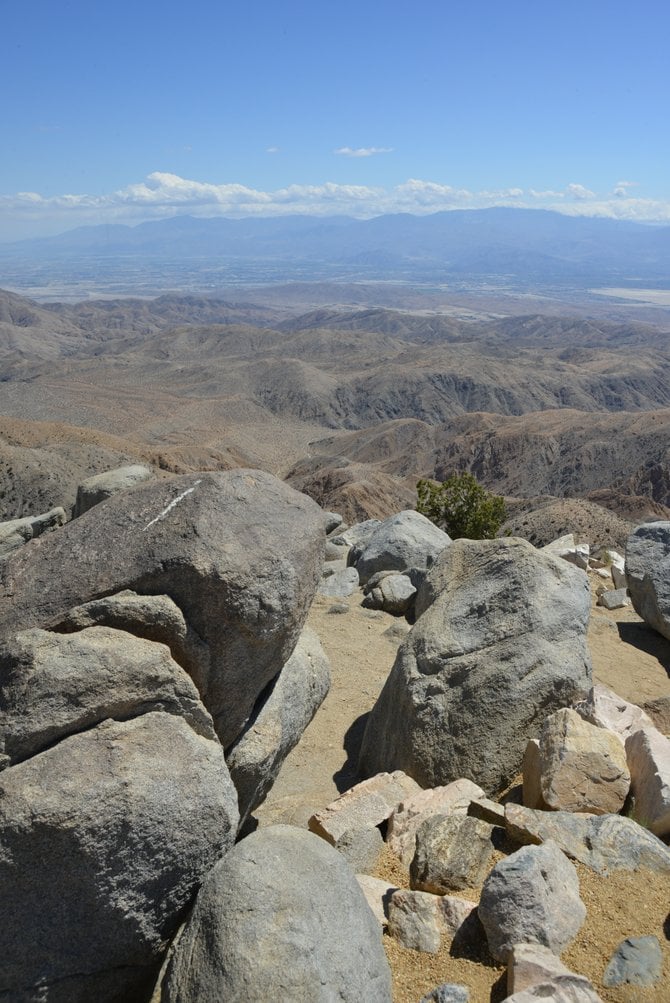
[0,468,325,748]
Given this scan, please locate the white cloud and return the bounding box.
[566,183,596,200]
[612,179,638,197]
[2,172,670,240]
[334,146,394,157]
[266,146,280,154]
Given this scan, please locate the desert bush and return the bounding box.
[416,471,507,540]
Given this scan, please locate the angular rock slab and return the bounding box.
[349,509,451,585]
[0,626,216,770]
[625,521,670,640]
[504,803,670,873]
[227,626,331,827]
[0,469,325,748]
[533,707,630,814]
[584,683,654,744]
[159,825,392,1002]
[0,712,239,1003]
[505,977,603,1002]
[479,840,586,961]
[309,770,420,846]
[360,537,592,793]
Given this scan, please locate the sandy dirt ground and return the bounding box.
[255,578,670,1002]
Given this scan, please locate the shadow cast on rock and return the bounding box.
[333,711,370,794]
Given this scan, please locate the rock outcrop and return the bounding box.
[0,469,325,749]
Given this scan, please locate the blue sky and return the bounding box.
[2,0,669,239]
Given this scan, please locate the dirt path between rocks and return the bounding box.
[255,585,670,1002]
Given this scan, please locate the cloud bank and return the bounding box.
[2,172,669,239]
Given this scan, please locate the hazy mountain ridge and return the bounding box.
[4,209,670,292]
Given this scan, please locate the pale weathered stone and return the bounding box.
[641,695,670,736]
[355,874,398,927]
[333,825,384,872]
[610,552,626,590]
[597,588,630,610]
[0,506,66,558]
[410,814,494,894]
[388,889,476,954]
[467,797,506,826]
[541,534,575,554]
[309,771,421,846]
[159,825,392,1002]
[504,803,670,873]
[226,627,331,827]
[584,684,654,744]
[479,840,586,961]
[74,463,155,516]
[360,537,592,793]
[386,778,486,864]
[625,725,670,837]
[362,573,416,615]
[54,589,209,693]
[0,469,325,750]
[507,942,577,994]
[505,977,603,1001]
[537,708,630,814]
[318,566,359,597]
[420,986,469,1003]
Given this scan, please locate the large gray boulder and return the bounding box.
[625,521,670,640]
[159,825,392,1002]
[226,627,331,827]
[359,537,592,793]
[348,509,451,585]
[0,712,238,1003]
[0,626,217,770]
[0,469,325,748]
[74,463,155,517]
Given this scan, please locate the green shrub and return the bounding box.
[416,471,507,540]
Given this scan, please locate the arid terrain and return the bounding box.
[1,284,670,546]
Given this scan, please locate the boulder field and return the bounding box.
[1,475,669,1002]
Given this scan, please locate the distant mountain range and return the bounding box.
[2,209,669,291]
